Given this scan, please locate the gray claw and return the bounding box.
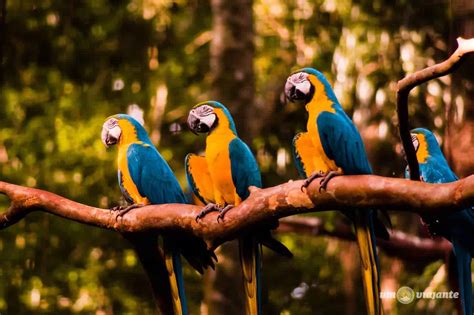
[195,203,220,222]
[216,205,234,222]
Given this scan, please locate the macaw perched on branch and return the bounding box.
[185,101,292,315]
[407,128,474,315]
[285,68,389,315]
[101,114,216,315]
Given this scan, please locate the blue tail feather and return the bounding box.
[452,240,472,315]
[173,250,189,315]
[369,210,381,286]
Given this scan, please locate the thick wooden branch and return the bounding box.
[277,217,452,263]
[396,37,474,180]
[1,175,473,249]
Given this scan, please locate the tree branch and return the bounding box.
[396,37,474,180]
[277,217,452,263]
[1,175,473,249]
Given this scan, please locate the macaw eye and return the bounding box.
[106,118,118,129]
[197,105,214,116]
[289,72,308,84]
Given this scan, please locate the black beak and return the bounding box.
[187,112,210,134]
[286,85,307,102]
[105,134,118,146]
[187,112,199,135]
[101,128,118,147]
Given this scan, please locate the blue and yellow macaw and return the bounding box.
[407,128,474,315]
[185,101,292,315]
[285,68,389,315]
[101,114,216,315]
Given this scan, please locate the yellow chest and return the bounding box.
[416,134,430,164]
[117,144,149,205]
[304,92,338,173]
[205,133,238,205]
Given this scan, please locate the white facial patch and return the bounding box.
[200,113,217,128]
[296,80,311,94]
[101,118,122,146]
[108,125,122,139]
[411,134,420,151]
[286,72,311,94]
[197,105,214,116]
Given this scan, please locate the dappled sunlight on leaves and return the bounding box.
[0,0,469,313]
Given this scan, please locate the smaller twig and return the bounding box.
[277,216,452,263]
[396,37,474,180]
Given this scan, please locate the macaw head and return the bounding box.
[187,101,237,135]
[284,67,338,106]
[101,114,150,147]
[410,128,442,163]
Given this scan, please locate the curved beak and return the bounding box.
[285,80,311,103]
[187,111,213,134]
[187,112,200,135]
[101,127,118,147]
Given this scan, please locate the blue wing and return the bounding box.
[229,138,262,201]
[417,158,474,254]
[127,143,186,204]
[419,156,459,184]
[317,110,372,175]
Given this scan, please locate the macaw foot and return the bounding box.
[216,204,234,223]
[195,203,221,222]
[301,170,342,193]
[318,170,342,192]
[113,204,144,221]
[301,170,326,192]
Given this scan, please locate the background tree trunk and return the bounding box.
[0,0,6,85]
[445,0,474,177]
[340,242,358,315]
[205,0,255,313]
[203,241,245,315]
[209,0,256,142]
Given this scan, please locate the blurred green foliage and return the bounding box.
[0,0,465,314]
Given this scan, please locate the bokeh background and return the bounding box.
[0,0,473,314]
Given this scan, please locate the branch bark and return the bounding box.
[277,217,452,263]
[396,37,474,180]
[1,175,473,249]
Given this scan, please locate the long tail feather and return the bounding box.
[452,240,472,315]
[177,235,217,275]
[163,238,188,315]
[124,233,174,314]
[354,211,383,315]
[239,236,261,315]
[258,231,293,258]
